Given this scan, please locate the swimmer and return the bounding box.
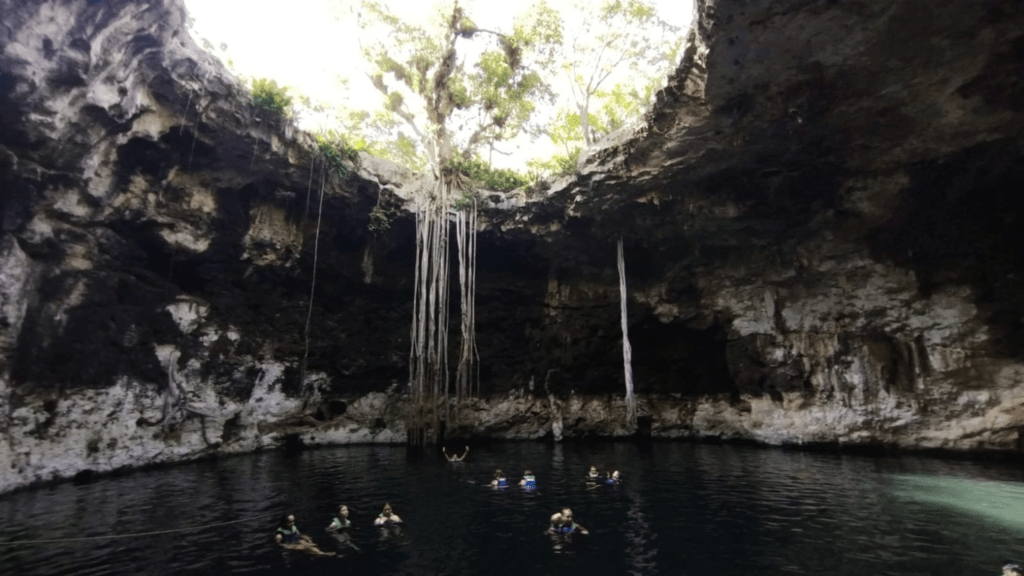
[520,469,537,490]
[1004,563,1023,576]
[489,469,509,489]
[326,505,360,551]
[443,445,470,462]
[605,470,621,485]
[275,514,334,556]
[548,508,588,535]
[586,465,600,481]
[374,502,403,526]
[325,505,351,532]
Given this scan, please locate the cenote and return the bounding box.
[2,442,1024,575]
[3,0,1024,575]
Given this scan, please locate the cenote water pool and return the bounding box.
[2,442,1023,575]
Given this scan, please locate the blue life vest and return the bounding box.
[523,475,536,489]
[605,478,617,485]
[558,521,576,534]
[277,526,300,544]
[497,477,508,487]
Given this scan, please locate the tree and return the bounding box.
[563,0,680,146]
[358,0,562,445]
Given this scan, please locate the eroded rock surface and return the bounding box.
[1,0,1023,493]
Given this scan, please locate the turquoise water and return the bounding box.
[0,442,1022,575]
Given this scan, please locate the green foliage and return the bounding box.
[368,204,392,234]
[250,78,293,116]
[304,105,428,172]
[590,82,653,136]
[316,130,363,180]
[452,188,479,211]
[562,0,679,145]
[359,0,563,171]
[527,146,581,177]
[450,156,532,192]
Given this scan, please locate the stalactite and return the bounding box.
[617,237,637,430]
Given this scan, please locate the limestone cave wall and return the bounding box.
[0,0,1022,494]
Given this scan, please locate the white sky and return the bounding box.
[183,0,694,169]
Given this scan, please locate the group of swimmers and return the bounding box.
[274,502,404,556]
[484,464,620,490]
[444,445,621,491]
[274,448,622,555]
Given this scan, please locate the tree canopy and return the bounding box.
[358,0,563,179]
[550,0,682,153]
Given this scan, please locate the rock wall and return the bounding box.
[1,0,1023,494]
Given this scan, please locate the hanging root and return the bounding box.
[300,164,327,409]
[618,238,637,430]
[454,196,478,420]
[137,350,217,441]
[408,176,457,446]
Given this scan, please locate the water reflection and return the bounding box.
[893,474,1024,530]
[624,484,656,576]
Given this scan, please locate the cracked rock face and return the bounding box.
[1,0,1024,493]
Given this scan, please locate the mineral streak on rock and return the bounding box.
[0,0,1023,493]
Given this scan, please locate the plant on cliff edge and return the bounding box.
[251,77,294,116]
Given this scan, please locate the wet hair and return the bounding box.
[277,514,294,529]
[524,469,533,475]
[494,469,504,477]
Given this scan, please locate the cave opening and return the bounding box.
[629,317,733,396]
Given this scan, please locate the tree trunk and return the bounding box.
[578,100,593,147]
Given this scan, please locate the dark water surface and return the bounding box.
[2,442,1023,575]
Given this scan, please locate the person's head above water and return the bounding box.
[338,505,349,517]
[559,508,573,522]
[279,514,296,529]
[1003,563,1023,576]
[588,465,598,475]
[524,469,533,476]
[611,470,620,479]
[494,469,504,478]
[381,503,394,517]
